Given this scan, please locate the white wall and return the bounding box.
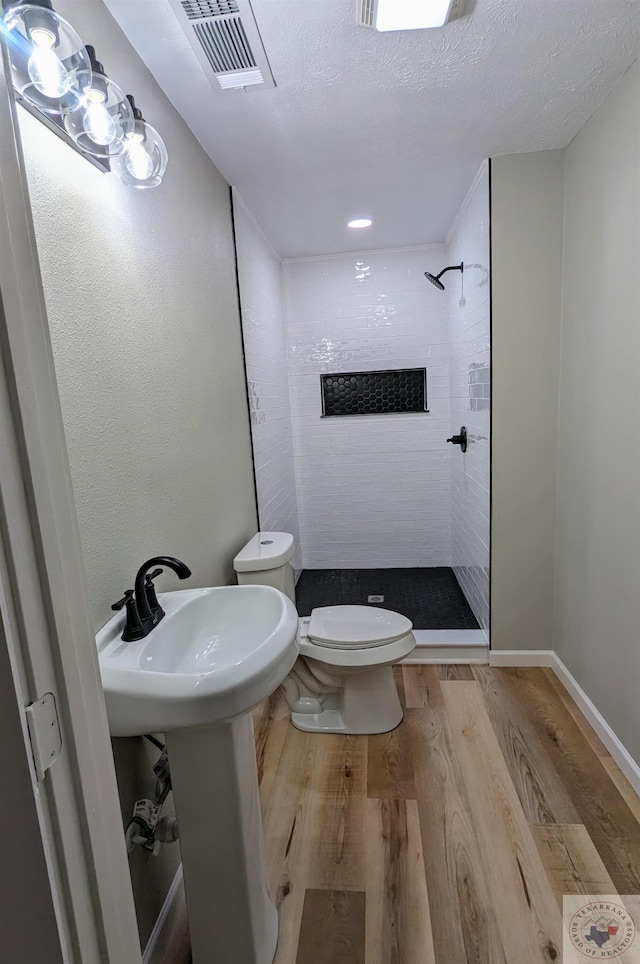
[232,193,301,567]
[490,64,640,765]
[490,150,565,651]
[446,165,491,630]
[283,246,452,569]
[555,60,640,763]
[20,0,257,946]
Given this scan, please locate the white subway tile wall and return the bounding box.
[282,246,452,569]
[446,165,491,630]
[232,196,301,567]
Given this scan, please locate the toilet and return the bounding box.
[233,532,416,734]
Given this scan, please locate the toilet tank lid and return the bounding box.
[233,532,295,572]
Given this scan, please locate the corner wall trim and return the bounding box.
[488,650,640,796]
[445,160,489,246]
[142,865,187,964]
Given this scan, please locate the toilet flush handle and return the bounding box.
[446,426,468,453]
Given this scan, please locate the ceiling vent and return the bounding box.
[358,0,375,28]
[357,0,466,31]
[169,0,275,92]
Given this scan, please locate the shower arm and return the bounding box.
[436,263,464,281]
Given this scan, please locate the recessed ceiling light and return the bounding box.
[347,218,373,229]
[374,0,456,32]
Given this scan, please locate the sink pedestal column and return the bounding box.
[166,714,278,964]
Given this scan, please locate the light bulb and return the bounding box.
[112,115,167,188]
[64,63,133,156]
[4,5,91,113]
[27,27,69,98]
[82,89,117,146]
[125,137,154,181]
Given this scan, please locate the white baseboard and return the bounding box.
[143,865,188,964]
[488,649,640,796]
[489,649,555,667]
[548,652,640,796]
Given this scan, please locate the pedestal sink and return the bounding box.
[96,585,299,964]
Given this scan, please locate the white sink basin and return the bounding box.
[97,585,299,737]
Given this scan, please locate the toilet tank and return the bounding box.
[233,532,296,604]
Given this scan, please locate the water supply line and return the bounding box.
[124,738,179,856]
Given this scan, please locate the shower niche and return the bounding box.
[320,367,428,418]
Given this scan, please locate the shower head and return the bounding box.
[424,262,464,291]
[424,272,445,290]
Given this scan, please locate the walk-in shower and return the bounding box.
[233,163,491,656]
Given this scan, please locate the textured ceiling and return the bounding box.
[106,0,640,257]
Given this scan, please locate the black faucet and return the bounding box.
[112,556,191,641]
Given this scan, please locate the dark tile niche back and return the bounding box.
[321,368,427,417]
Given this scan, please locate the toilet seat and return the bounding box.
[308,605,413,649]
[298,606,416,669]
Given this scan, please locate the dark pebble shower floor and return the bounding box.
[295,567,480,630]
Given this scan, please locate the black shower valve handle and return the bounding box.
[446,426,468,453]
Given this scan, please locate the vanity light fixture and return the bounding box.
[1,0,168,187]
[347,218,373,229]
[111,95,168,189]
[63,46,134,157]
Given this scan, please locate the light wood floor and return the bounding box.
[253,665,640,964]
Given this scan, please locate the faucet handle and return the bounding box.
[111,590,146,642]
[112,589,135,611]
[144,569,164,618]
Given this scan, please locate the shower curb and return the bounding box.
[402,629,488,664]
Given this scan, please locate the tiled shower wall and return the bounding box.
[232,194,301,567]
[446,165,491,630]
[282,247,452,569]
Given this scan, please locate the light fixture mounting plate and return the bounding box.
[357,0,466,31]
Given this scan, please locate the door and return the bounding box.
[0,36,141,964]
[0,600,63,963]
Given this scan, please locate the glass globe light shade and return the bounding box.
[3,2,92,114]
[112,119,168,189]
[64,71,135,157]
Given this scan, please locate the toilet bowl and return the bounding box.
[233,532,416,734]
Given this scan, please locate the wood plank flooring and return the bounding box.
[253,666,640,964]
